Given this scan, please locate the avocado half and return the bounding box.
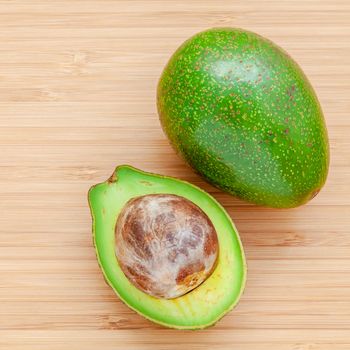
[88,165,246,329]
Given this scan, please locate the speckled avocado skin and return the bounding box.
[157,28,329,208]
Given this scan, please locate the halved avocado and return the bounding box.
[88,165,246,329]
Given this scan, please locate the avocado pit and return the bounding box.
[115,194,219,299]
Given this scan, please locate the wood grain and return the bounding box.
[0,0,349,349]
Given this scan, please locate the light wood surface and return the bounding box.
[0,1,349,349]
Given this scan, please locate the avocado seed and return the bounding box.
[115,194,219,299]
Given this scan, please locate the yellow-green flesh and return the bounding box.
[88,165,246,329]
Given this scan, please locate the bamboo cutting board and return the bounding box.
[0,1,349,349]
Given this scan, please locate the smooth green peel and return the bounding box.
[158,28,329,208]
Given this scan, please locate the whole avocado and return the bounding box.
[157,28,329,208]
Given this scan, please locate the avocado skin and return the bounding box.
[157,28,329,208]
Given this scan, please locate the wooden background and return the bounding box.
[0,1,349,349]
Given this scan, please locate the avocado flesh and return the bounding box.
[157,28,329,208]
[88,165,246,329]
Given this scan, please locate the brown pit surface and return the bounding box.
[115,194,219,299]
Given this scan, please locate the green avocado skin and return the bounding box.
[157,28,329,208]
